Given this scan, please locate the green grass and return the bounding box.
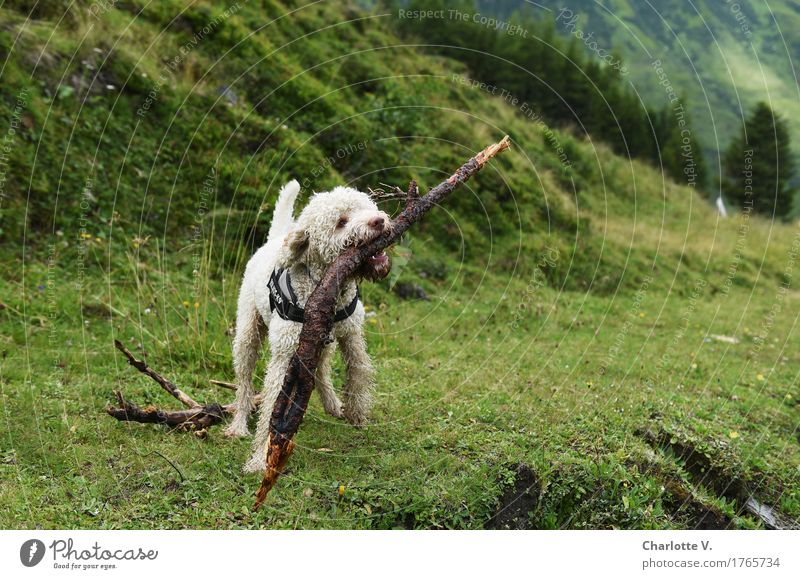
[1,0,799,529]
[1,231,799,529]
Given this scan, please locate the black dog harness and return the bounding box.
[268,267,360,323]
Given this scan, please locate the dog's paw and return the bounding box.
[243,453,266,474]
[343,407,369,428]
[224,422,250,438]
[324,401,345,419]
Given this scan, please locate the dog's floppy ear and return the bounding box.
[284,227,309,263]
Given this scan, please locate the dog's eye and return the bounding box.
[336,216,349,229]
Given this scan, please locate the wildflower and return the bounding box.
[193,302,200,308]
[756,374,765,382]
[729,431,740,439]
[338,485,345,497]
[182,301,190,307]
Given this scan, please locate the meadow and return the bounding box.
[1,0,798,529]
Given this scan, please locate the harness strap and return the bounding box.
[268,268,360,324]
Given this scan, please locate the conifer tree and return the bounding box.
[722,102,794,217]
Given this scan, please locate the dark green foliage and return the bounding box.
[393,0,707,189]
[647,103,708,191]
[722,101,795,218]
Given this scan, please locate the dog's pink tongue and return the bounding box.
[370,251,387,263]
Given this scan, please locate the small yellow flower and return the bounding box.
[182,301,190,307]
[586,380,593,387]
[368,318,378,325]
[95,237,102,242]
[639,312,645,318]
[691,363,698,370]
[729,431,740,439]
[338,485,346,497]
[193,302,200,308]
[757,374,765,382]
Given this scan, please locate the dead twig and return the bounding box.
[106,341,263,433]
[210,379,238,391]
[113,340,198,408]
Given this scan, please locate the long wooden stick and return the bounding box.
[255,136,511,508]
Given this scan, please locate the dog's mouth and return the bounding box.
[357,249,391,281]
[367,250,389,267]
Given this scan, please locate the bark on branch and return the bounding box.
[106,340,261,437]
[255,135,511,508]
[113,340,199,408]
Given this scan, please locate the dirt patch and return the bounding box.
[628,453,732,529]
[163,478,180,493]
[81,302,113,319]
[393,282,430,301]
[662,480,732,529]
[638,427,799,530]
[486,463,541,530]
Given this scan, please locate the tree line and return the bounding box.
[389,0,795,218]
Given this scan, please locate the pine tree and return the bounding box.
[722,102,794,218]
[558,38,592,127]
[656,102,708,190]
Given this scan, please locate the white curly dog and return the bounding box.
[225,180,391,473]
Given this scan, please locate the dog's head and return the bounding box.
[282,186,391,280]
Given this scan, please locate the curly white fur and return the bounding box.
[225,180,391,473]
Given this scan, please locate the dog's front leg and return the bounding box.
[316,342,344,418]
[339,330,374,427]
[243,348,294,474]
[224,291,266,438]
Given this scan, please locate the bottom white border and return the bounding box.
[2,530,798,578]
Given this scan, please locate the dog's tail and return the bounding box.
[267,179,300,244]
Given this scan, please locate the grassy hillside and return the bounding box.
[1,1,799,529]
[479,0,800,207]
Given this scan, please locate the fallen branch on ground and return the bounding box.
[106,339,260,437]
[255,135,511,508]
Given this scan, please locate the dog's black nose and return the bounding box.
[369,216,385,231]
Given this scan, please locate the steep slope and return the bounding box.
[0,0,792,290]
